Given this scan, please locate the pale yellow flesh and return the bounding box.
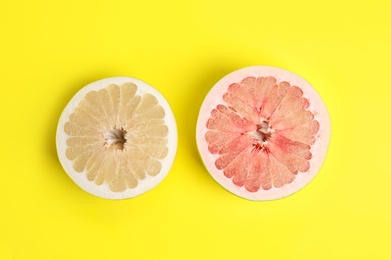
[64,82,169,192]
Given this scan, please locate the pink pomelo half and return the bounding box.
[196,66,331,200]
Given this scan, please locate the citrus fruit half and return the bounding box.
[56,77,177,199]
[196,66,331,200]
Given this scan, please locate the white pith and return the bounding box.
[104,128,126,147]
[252,120,271,143]
[56,77,178,200]
[196,66,331,201]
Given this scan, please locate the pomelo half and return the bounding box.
[196,66,331,200]
[56,77,177,199]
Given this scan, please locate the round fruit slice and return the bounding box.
[56,77,177,199]
[196,66,331,200]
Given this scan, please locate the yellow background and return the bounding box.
[1,0,390,259]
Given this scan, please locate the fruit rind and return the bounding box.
[196,66,331,201]
[56,77,177,199]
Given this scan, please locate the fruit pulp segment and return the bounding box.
[205,76,319,192]
[64,83,169,192]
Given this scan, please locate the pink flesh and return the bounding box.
[205,76,319,192]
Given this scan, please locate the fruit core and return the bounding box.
[252,120,271,150]
[104,127,127,150]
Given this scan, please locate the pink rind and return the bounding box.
[196,66,331,201]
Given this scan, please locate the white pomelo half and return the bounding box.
[196,66,331,201]
[57,77,177,199]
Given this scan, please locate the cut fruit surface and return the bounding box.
[196,66,331,200]
[56,77,177,199]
